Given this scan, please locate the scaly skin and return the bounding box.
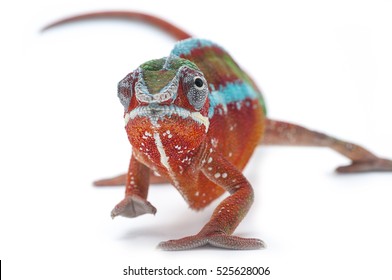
[43,11,392,250]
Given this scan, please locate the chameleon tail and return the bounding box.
[41,11,192,40]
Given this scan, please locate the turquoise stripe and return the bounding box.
[170,38,267,116]
[171,39,216,56]
[208,81,263,117]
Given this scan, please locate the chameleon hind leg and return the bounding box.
[262,119,392,173]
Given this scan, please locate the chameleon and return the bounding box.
[44,11,392,250]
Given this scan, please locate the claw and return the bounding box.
[336,158,392,173]
[111,195,157,218]
[158,233,265,251]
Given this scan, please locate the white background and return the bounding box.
[1,0,392,279]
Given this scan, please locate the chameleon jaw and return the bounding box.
[124,105,210,132]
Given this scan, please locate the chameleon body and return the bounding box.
[44,12,392,250]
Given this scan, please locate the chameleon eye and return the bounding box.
[194,77,205,89]
[185,75,208,111]
[181,67,209,111]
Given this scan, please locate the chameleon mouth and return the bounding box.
[124,105,210,132]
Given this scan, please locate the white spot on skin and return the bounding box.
[195,191,199,197]
[164,130,172,138]
[222,173,227,178]
[208,157,213,164]
[142,131,152,140]
[181,157,191,165]
[211,138,218,148]
[214,173,221,178]
[208,167,212,171]
[228,152,233,157]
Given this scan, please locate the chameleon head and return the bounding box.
[118,56,210,166]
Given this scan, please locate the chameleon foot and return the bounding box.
[158,233,265,251]
[111,195,157,218]
[336,158,392,173]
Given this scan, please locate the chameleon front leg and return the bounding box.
[158,149,264,250]
[111,154,157,218]
[262,119,392,172]
[94,170,169,186]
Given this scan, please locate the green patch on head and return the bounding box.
[140,56,199,71]
[140,58,166,71]
[140,56,199,94]
[143,70,177,93]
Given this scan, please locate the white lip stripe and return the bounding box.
[124,113,130,125]
[124,105,210,132]
[190,112,210,132]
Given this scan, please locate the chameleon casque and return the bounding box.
[44,11,392,250]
